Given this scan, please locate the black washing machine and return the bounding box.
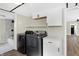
[25,31,47,56]
[17,33,26,54]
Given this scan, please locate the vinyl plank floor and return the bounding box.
[67,35,79,56]
[0,50,26,56]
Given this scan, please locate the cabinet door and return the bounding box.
[47,7,63,26]
[43,39,60,56]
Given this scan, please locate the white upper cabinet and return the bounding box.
[46,7,63,26]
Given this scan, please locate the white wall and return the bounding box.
[5,19,14,39]
[66,8,79,22]
[0,18,14,44]
[16,14,47,33]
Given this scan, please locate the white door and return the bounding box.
[0,19,6,43]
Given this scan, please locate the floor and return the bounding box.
[0,50,26,56]
[67,35,79,56]
[1,35,79,56]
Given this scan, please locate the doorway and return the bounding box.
[67,22,79,56]
[71,25,74,35]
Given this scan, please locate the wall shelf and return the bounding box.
[33,16,47,20]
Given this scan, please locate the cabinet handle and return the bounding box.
[48,42,53,43]
[58,48,60,52]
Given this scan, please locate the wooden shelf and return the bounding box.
[33,16,47,20]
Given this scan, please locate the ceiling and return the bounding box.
[13,3,66,16]
[0,3,18,11]
[0,3,67,19]
[0,3,18,19]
